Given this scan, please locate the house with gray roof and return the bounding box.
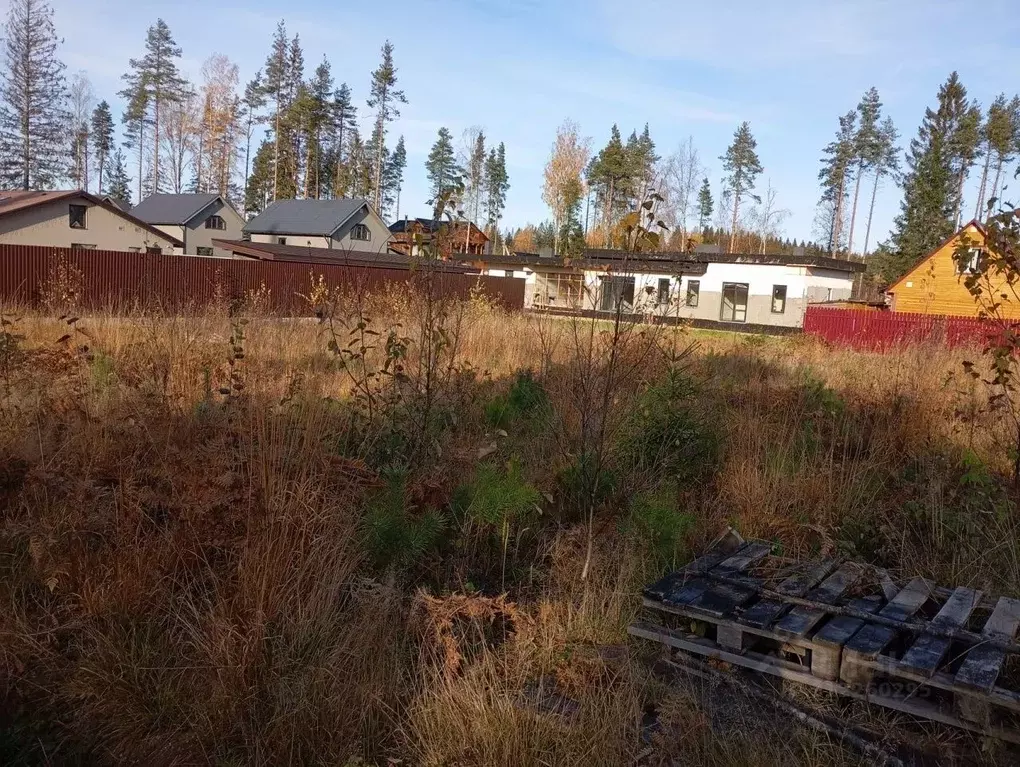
[131,193,245,258]
[242,198,391,253]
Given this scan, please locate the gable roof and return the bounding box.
[243,198,372,236]
[885,220,988,294]
[0,189,183,246]
[131,193,229,225]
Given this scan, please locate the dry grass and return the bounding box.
[1,300,1019,765]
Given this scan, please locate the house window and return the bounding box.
[70,243,96,250]
[351,223,371,241]
[505,270,515,278]
[772,284,787,314]
[956,247,982,275]
[657,278,671,305]
[686,280,700,307]
[68,204,88,229]
[128,246,141,252]
[145,246,162,254]
[600,275,635,312]
[720,282,748,322]
[196,246,214,256]
[204,214,226,230]
[277,237,287,245]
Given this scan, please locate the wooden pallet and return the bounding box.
[631,538,1020,744]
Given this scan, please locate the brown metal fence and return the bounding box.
[0,244,525,313]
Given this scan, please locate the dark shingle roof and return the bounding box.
[131,193,222,225]
[243,198,369,236]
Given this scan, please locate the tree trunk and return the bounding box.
[373,104,385,209]
[153,54,161,194]
[729,189,740,254]
[863,171,880,256]
[137,125,145,202]
[953,168,967,228]
[991,155,1005,212]
[975,145,991,221]
[272,94,281,201]
[847,162,864,255]
[83,137,89,192]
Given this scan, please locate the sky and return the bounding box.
[48,0,1020,244]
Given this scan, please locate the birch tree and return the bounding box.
[68,71,93,190]
[542,119,591,252]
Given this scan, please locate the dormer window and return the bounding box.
[205,214,226,230]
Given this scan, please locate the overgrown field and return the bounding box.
[1,290,1019,765]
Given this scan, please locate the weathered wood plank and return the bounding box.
[841,577,933,687]
[690,579,761,619]
[741,559,838,630]
[643,544,747,601]
[711,542,772,574]
[627,620,1020,746]
[956,596,1020,694]
[811,595,884,681]
[900,587,981,678]
[774,564,862,639]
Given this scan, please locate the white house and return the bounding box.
[474,251,862,329]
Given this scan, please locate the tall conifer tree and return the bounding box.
[0,0,67,189]
[720,122,763,253]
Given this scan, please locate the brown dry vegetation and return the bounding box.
[1,291,1019,765]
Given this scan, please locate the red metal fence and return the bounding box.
[0,244,524,313]
[803,306,1008,350]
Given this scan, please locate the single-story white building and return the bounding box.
[471,250,863,329]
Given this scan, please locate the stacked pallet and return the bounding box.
[629,538,1020,744]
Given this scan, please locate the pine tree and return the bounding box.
[382,134,406,219]
[847,87,882,254]
[484,141,509,241]
[426,127,461,209]
[297,57,332,198]
[105,147,131,204]
[887,73,974,281]
[862,117,899,256]
[245,139,273,213]
[465,129,486,224]
[981,94,1020,216]
[330,82,356,198]
[586,125,628,236]
[950,99,982,227]
[696,177,713,233]
[0,0,67,189]
[120,19,189,196]
[90,100,114,193]
[367,41,406,211]
[626,123,658,208]
[120,85,149,202]
[720,122,763,253]
[241,71,265,197]
[285,34,305,196]
[558,176,584,258]
[262,21,289,200]
[817,110,857,254]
